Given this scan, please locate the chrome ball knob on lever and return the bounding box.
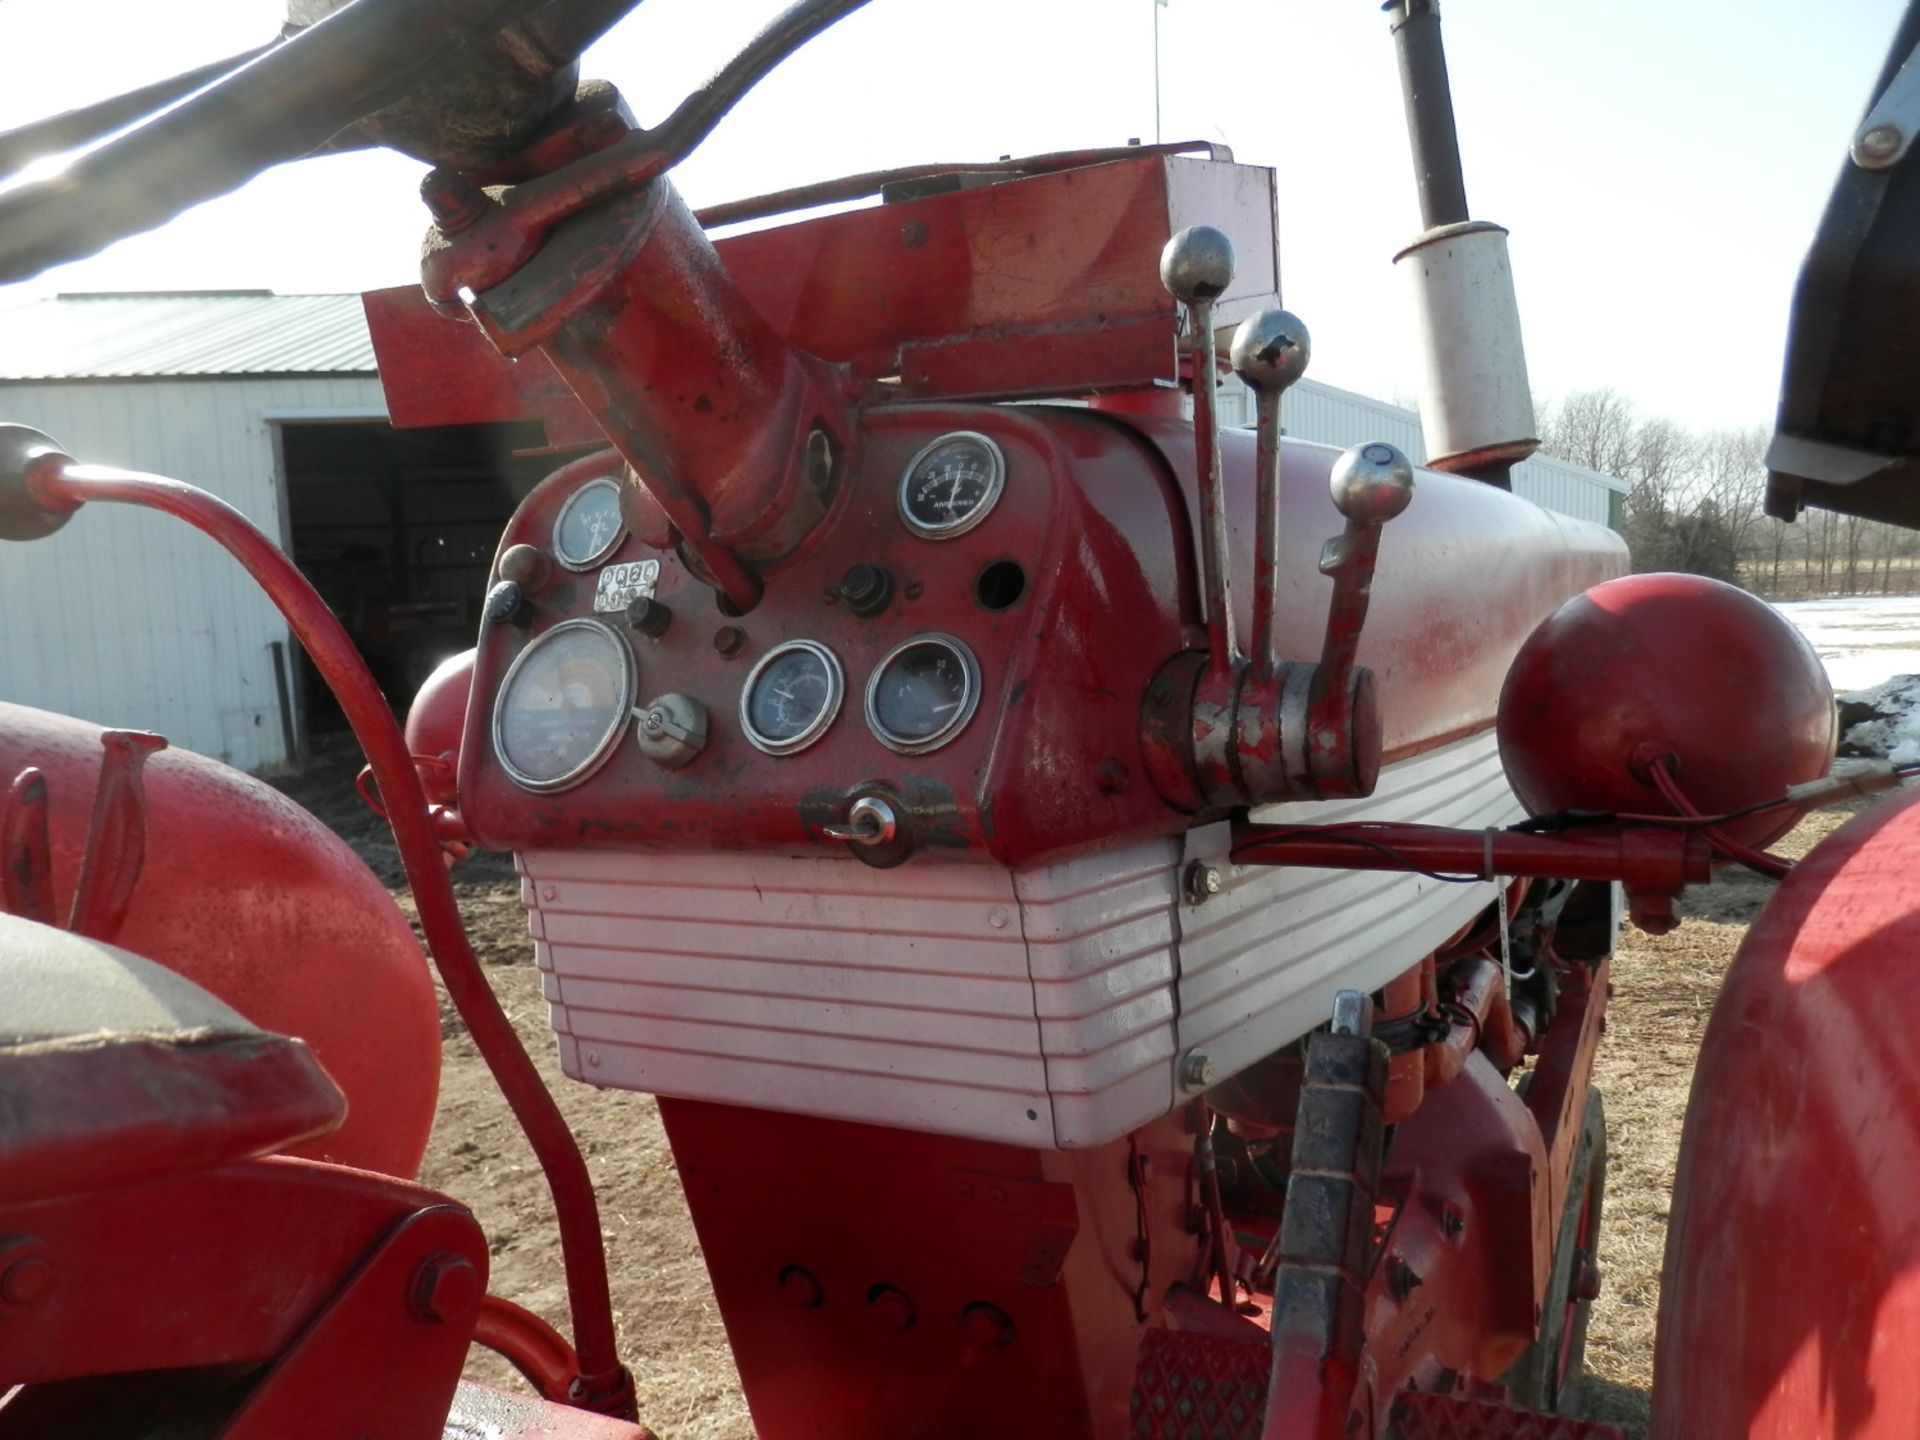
[1229,308,1311,393]
[1159,225,1237,305]
[1329,442,1415,526]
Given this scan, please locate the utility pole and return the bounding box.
[1153,0,1169,143]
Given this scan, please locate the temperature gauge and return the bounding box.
[491,618,636,791]
[897,432,1005,540]
[741,640,845,756]
[552,476,627,570]
[865,633,981,755]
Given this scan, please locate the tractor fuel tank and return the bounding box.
[0,703,441,1179]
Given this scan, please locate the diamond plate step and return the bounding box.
[1387,1390,1626,1440]
[1130,1329,1268,1440]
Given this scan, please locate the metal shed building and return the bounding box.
[0,291,1627,775]
[0,291,549,771]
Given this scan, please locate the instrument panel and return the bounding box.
[457,403,1199,867]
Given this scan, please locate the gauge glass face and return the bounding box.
[552,477,627,570]
[492,619,634,791]
[741,641,844,756]
[866,634,981,755]
[898,432,1005,539]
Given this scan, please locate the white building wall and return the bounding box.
[0,376,387,771]
[1219,376,1624,529]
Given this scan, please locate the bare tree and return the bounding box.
[1539,388,1639,477]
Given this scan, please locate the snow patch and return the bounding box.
[1839,675,1920,766]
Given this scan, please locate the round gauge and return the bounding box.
[740,640,845,756]
[491,618,636,792]
[865,633,982,756]
[898,431,1006,540]
[551,476,627,571]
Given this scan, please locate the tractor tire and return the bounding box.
[1502,1086,1607,1411]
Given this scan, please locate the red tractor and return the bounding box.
[2,3,1917,1437]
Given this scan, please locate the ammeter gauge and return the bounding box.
[740,640,845,756]
[552,476,627,570]
[897,432,1005,540]
[491,618,636,791]
[864,633,981,755]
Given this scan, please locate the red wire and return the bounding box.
[32,460,635,1415]
[1649,758,1791,880]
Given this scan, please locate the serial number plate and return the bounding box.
[593,559,660,614]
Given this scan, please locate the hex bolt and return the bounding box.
[419,167,490,233]
[958,1302,1016,1350]
[1183,860,1223,905]
[410,1252,482,1325]
[1859,123,1903,161]
[1180,1050,1217,1092]
[867,1285,916,1330]
[777,1265,825,1310]
[1385,1254,1423,1301]
[0,1255,51,1306]
[1574,1258,1604,1303]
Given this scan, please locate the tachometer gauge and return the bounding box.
[865,633,981,755]
[897,432,1005,540]
[492,618,636,792]
[552,476,627,570]
[740,640,845,756]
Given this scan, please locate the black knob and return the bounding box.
[484,580,529,627]
[838,564,893,618]
[626,595,673,638]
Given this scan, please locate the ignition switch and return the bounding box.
[819,792,913,868]
[823,795,899,846]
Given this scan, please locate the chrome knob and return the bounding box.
[1229,309,1311,393]
[1329,442,1415,526]
[1159,225,1236,304]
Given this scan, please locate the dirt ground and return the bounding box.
[279,742,1862,1439]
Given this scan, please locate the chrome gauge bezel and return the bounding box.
[491,617,637,793]
[896,431,1006,541]
[739,639,846,757]
[551,475,628,571]
[864,632,982,756]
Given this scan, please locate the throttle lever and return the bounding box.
[1307,443,1414,797]
[1159,225,1240,681]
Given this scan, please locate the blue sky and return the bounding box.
[0,0,1904,433]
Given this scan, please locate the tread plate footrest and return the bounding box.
[1388,1391,1625,1440]
[1129,1328,1268,1440]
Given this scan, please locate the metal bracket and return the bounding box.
[1854,39,1920,170]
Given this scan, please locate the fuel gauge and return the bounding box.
[552,476,627,571]
[898,432,1005,540]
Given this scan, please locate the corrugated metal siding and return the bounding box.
[0,376,388,770]
[1509,452,1622,528]
[1220,377,1624,529]
[0,294,376,380]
